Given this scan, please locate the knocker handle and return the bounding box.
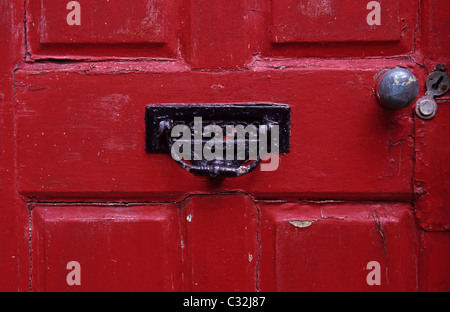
[161,121,263,178]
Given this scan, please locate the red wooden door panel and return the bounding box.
[38,0,167,44]
[262,0,418,58]
[271,0,401,43]
[26,0,182,59]
[15,59,415,202]
[0,0,449,292]
[31,204,182,291]
[181,194,258,292]
[258,201,417,291]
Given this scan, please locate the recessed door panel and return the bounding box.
[31,204,182,291]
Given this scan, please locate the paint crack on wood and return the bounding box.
[252,199,262,292]
[371,208,389,287]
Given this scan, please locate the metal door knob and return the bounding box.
[375,66,419,109]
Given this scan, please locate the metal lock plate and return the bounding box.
[426,70,450,97]
[415,66,450,120]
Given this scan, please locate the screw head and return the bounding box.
[419,100,435,116]
[415,97,437,120]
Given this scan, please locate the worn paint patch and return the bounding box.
[297,0,334,19]
[289,220,317,228]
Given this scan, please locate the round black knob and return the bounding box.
[375,66,419,109]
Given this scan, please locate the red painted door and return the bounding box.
[1,0,449,292]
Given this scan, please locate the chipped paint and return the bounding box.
[394,76,417,86]
[289,220,317,228]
